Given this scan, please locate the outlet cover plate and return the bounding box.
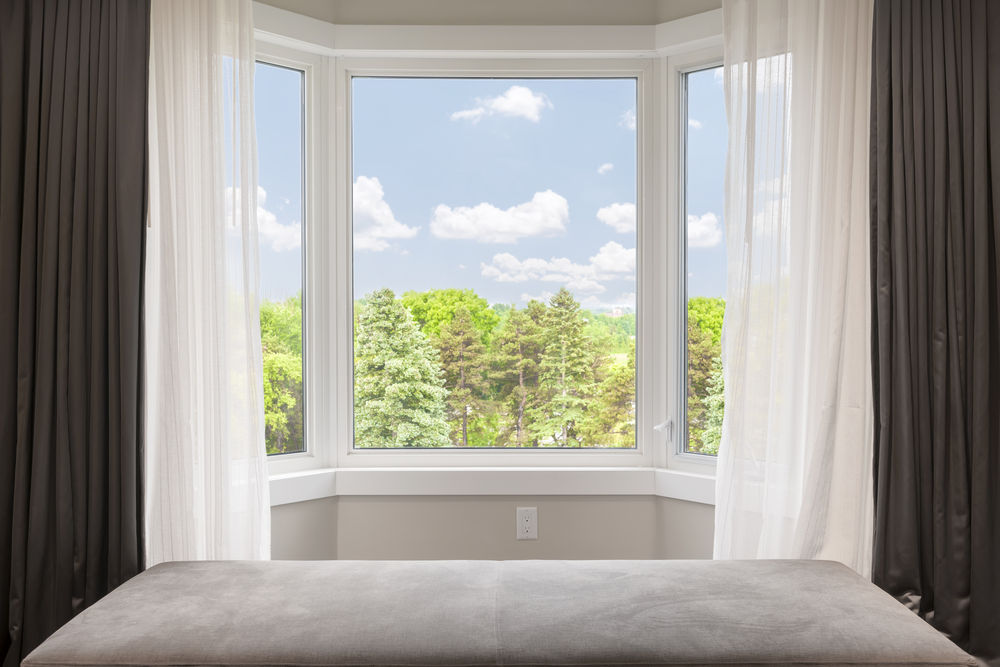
[516,506,538,540]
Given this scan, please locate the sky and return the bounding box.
[254,64,727,308]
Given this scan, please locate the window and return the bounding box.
[350,77,638,449]
[683,65,726,456]
[255,61,306,455]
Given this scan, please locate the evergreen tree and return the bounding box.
[354,288,450,448]
[700,355,725,455]
[491,304,544,446]
[530,288,593,446]
[686,319,716,451]
[436,306,488,446]
[581,346,636,447]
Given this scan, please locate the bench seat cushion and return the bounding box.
[23,559,976,666]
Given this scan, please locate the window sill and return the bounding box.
[269,467,715,507]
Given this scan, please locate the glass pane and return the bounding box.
[255,62,305,455]
[684,66,726,455]
[351,77,637,449]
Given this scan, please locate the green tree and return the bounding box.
[260,293,303,454]
[581,346,636,447]
[354,288,450,448]
[686,319,716,451]
[401,288,500,342]
[530,288,593,446]
[700,355,724,455]
[436,306,488,446]
[688,296,726,344]
[491,303,544,446]
[686,296,726,453]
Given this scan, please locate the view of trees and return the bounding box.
[686,296,725,454]
[259,289,723,454]
[354,287,635,448]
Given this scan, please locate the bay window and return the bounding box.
[253,12,724,482]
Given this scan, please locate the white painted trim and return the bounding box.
[654,468,716,505]
[270,468,337,506]
[654,10,723,56]
[253,2,722,60]
[269,467,716,506]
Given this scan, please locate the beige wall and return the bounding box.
[271,496,338,560]
[271,495,713,560]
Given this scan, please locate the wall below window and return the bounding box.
[271,495,713,560]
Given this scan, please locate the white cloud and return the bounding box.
[596,202,636,234]
[450,108,486,123]
[520,290,555,304]
[579,291,636,312]
[458,264,467,270]
[688,118,703,130]
[451,85,552,123]
[597,162,614,175]
[430,190,569,243]
[481,241,635,294]
[687,211,722,248]
[620,108,636,131]
[353,176,418,252]
[225,186,301,253]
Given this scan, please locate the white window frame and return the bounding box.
[254,4,722,491]
[334,57,658,469]
[666,48,727,473]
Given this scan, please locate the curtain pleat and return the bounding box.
[0,1,149,664]
[870,1,1000,662]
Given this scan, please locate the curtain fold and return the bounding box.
[870,0,1000,662]
[714,0,875,575]
[145,0,270,564]
[0,1,149,664]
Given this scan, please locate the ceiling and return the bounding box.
[257,0,722,26]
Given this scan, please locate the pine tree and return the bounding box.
[354,288,450,448]
[700,355,724,455]
[686,319,716,451]
[436,306,488,446]
[530,288,593,446]
[581,346,636,447]
[491,303,544,447]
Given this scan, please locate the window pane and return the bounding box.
[351,77,637,449]
[685,66,726,456]
[255,62,305,455]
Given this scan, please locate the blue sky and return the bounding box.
[254,65,726,308]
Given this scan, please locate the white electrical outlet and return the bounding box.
[516,507,538,540]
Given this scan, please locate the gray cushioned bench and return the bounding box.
[24,559,976,667]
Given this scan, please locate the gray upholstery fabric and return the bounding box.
[23,560,977,667]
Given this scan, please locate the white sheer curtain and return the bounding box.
[714,0,874,574]
[145,0,270,564]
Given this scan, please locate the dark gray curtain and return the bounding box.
[870,0,1000,663]
[0,1,149,664]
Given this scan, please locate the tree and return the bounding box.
[686,319,716,452]
[401,288,500,342]
[354,288,450,448]
[260,292,303,454]
[581,346,635,447]
[530,288,594,446]
[688,296,725,344]
[700,355,724,455]
[436,306,488,446]
[491,303,544,447]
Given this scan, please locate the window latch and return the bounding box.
[654,418,674,443]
